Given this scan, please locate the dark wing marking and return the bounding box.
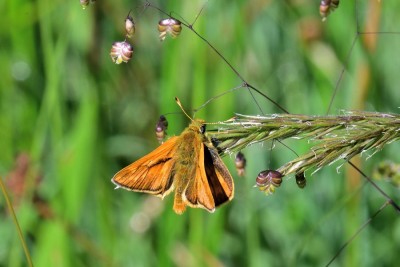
[204,144,234,207]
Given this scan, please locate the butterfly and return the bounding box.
[112,100,234,214]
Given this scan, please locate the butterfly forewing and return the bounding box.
[112,137,178,197]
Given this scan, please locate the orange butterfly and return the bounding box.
[112,99,234,214]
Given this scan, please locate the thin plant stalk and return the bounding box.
[0,176,34,267]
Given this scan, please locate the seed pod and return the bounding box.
[80,0,90,9]
[256,170,283,194]
[235,152,246,177]
[125,14,135,38]
[320,0,340,21]
[110,41,133,64]
[295,172,307,189]
[158,18,182,41]
[373,161,400,188]
[155,115,168,143]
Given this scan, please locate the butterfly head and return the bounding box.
[189,119,206,134]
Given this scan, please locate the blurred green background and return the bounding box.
[1,0,400,266]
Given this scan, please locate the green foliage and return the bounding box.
[1,0,400,266]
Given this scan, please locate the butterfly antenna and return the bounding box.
[175,97,219,127]
[175,97,194,122]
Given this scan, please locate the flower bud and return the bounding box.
[155,115,168,143]
[235,152,246,177]
[320,0,340,21]
[110,41,133,64]
[80,0,90,9]
[295,172,306,189]
[256,170,283,194]
[158,18,182,41]
[125,14,135,38]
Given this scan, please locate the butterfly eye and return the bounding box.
[158,18,182,41]
[110,41,133,64]
[320,0,340,20]
[256,170,283,194]
[200,125,206,134]
[235,152,246,177]
[125,15,135,38]
[295,172,306,189]
[155,115,168,143]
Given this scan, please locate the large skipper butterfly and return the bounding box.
[112,98,234,214]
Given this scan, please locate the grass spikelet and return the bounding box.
[208,111,400,176]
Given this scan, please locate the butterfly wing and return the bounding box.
[204,144,234,207]
[183,142,234,212]
[183,141,216,212]
[111,136,178,198]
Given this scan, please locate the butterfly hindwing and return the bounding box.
[183,139,216,212]
[204,144,234,207]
